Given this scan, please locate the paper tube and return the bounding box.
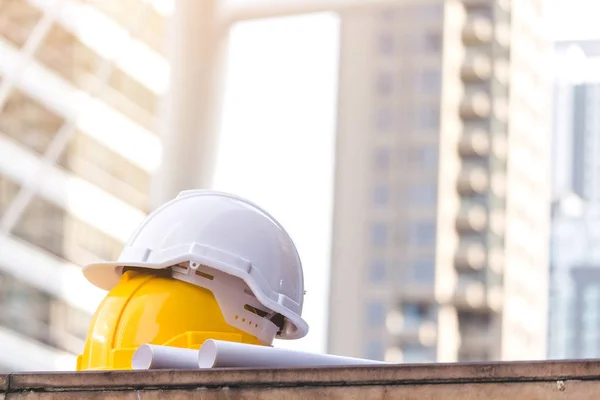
[197,339,388,368]
[132,344,199,370]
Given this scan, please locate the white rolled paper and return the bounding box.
[197,339,388,368]
[132,344,199,370]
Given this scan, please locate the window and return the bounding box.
[410,221,436,246]
[13,196,67,258]
[378,32,394,55]
[373,185,390,206]
[409,185,437,205]
[378,8,395,22]
[366,302,386,326]
[67,217,124,262]
[0,272,52,346]
[36,23,101,100]
[369,260,386,282]
[414,3,444,18]
[109,68,158,116]
[409,146,438,168]
[376,72,394,96]
[466,5,493,18]
[37,24,158,116]
[417,69,441,93]
[0,173,20,206]
[397,109,413,131]
[582,285,600,357]
[402,303,433,329]
[418,106,440,130]
[0,0,42,48]
[419,32,442,53]
[84,0,166,55]
[459,350,490,362]
[420,147,438,166]
[51,301,92,342]
[457,311,491,335]
[373,148,391,170]
[365,340,385,361]
[411,259,435,284]
[375,108,393,131]
[0,90,65,155]
[371,223,388,246]
[67,133,150,202]
[403,344,436,363]
[140,7,167,56]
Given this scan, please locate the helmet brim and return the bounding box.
[82,261,309,340]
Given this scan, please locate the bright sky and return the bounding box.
[212,1,600,354]
[213,13,340,353]
[546,0,600,41]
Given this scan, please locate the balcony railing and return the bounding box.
[456,206,487,233]
[455,244,486,271]
[462,17,493,45]
[461,56,492,82]
[458,130,490,157]
[460,93,491,119]
[457,168,489,195]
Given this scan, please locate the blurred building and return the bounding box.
[548,40,600,359]
[328,0,552,362]
[0,0,168,371]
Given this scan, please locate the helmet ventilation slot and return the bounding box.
[195,269,214,280]
[244,304,269,318]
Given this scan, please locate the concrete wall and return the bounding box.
[2,361,600,399]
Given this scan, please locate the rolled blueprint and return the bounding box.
[197,339,388,368]
[132,344,198,370]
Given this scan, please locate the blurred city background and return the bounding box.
[0,0,597,372]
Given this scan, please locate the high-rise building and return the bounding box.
[548,40,600,359]
[328,0,552,363]
[552,41,600,203]
[0,0,168,371]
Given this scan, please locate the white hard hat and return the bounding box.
[83,190,308,341]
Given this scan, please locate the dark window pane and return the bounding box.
[366,301,386,325]
[371,223,388,246]
[373,185,390,206]
[408,185,437,205]
[410,221,436,246]
[417,69,441,93]
[365,339,385,360]
[377,72,394,96]
[375,108,394,131]
[369,260,386,282]
[378,32,394,55]
[412,259,435,284]
[420,32,442,53]
[374,148,391,170]
[418,106,440,130]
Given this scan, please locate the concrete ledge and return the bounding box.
[0,374,5,400]
[2,360,600,399]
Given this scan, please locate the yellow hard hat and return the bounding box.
[77,269,264,370]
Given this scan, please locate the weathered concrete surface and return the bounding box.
[3,360,600,399]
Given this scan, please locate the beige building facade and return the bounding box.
[328,0,552,363]
[0,0,168,371]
